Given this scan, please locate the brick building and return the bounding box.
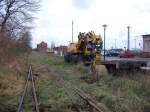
[37,41,48,52]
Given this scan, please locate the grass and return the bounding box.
[47,56,78,72]
[0,49,150,112]
[44,52,150,112]
[0,66,25,111]
[18,51,150,112]
[29,52,83,110]
[89,75,150,112]
[38,72,84,111]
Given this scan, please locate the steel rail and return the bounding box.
[57,77,111,112]
[17,66,31,112]
[30,66,40,112]
[17,65,39,112]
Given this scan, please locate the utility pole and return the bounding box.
[102,24,107,61]
[72,21,74,43]
[134,36,137,50]
[115,39,117,49]
[127,26,130,51]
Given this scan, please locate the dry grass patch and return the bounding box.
[0,65,26,111]
[0,73,24,96]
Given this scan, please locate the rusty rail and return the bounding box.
[65,79,111,112]
[74,87,110,112]
[57,76,111,112]
[17,65,39,112]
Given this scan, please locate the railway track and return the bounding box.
[17,65,39,112]
[60,78,111,112]
[16,64,110,112]
[47,68,111,112]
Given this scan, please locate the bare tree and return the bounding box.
[16,30,32,53]
[0,0,40,63]
[0,0,3,8]
[19,30,31,47]
[0,0,39,33]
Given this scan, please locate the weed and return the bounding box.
[29,52,150,112]
[0,67,25,111]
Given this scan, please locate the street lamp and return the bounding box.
[102,24,107,61]
[127,26,130,51]
[72,21,74,43]
[115,39,117,49]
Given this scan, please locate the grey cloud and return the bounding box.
[143,4,150,13]
[133,1,150,13]
[72,0,94,9]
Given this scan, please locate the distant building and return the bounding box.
[53,46,67,56]
[142,34,150,57]
[37,41,48,52]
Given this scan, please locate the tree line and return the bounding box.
[0,0,40,63]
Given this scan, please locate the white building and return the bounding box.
[142,34,150,58]
[143,34,150,52]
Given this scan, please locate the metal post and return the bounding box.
[72,21,74,43]
[127,26,130,51]
[115,39,117,49]
[103,24,107,61]
[134,37,137,50]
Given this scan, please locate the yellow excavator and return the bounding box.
[65,31,147,75]
[64,31,103,72]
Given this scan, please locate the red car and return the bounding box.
[119,51,135,58]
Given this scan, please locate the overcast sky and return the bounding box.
[32,0,150,49]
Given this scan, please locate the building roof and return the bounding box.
[142,34,150,38]
[37,41,47,45]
